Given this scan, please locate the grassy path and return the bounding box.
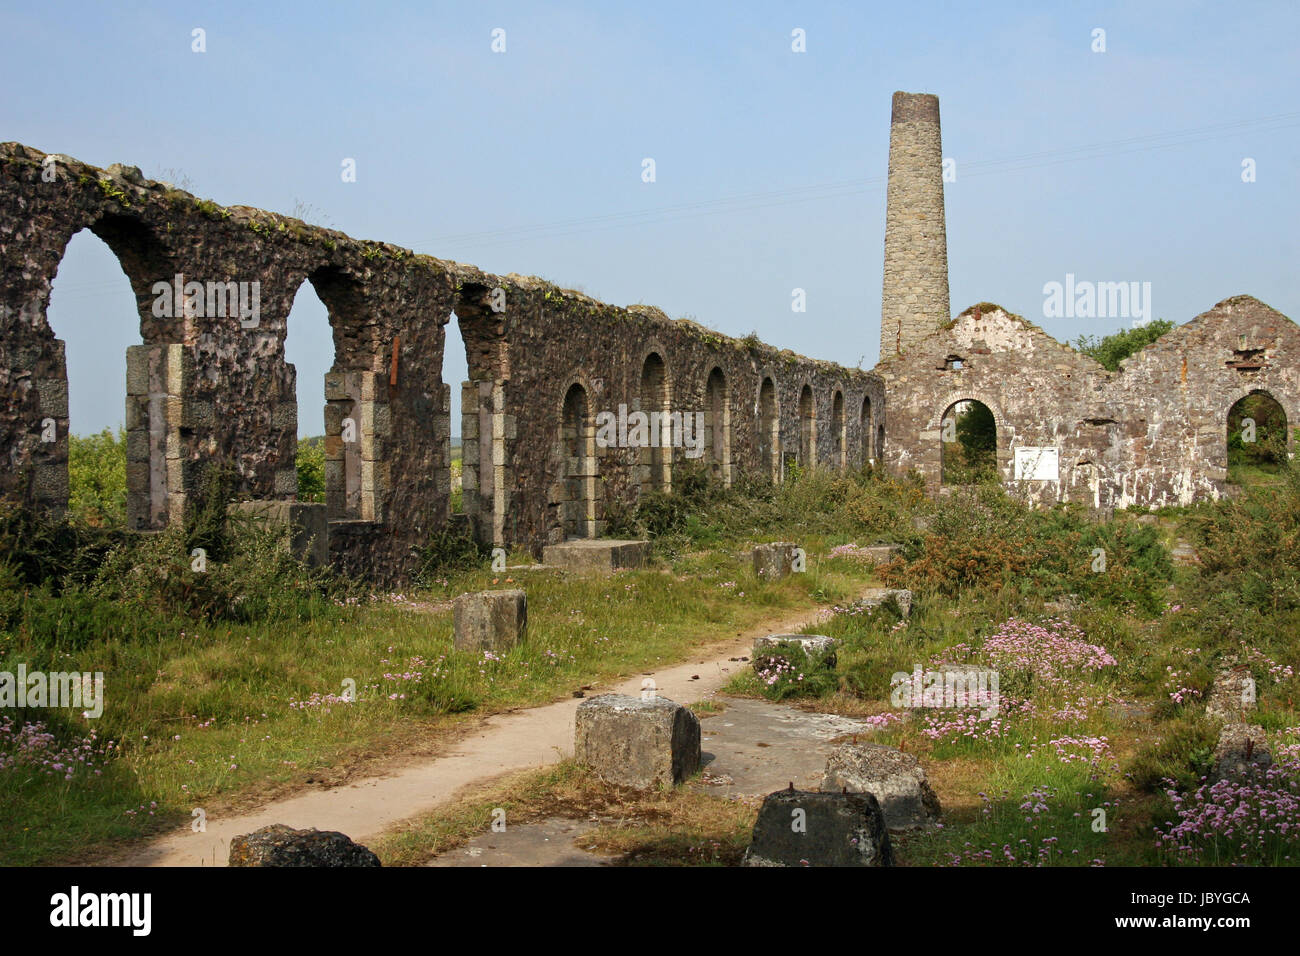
[99,594,855,866]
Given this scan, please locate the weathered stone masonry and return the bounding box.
[878,297,1300,509]
[875,90,1297,511]
[0,143,881,584]
[4,88,1292,583]
[881,92,950,361]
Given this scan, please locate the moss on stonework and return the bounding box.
[94,178,132,208]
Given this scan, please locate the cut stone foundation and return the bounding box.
[753,542,801,580]
[574,693,701,789]
[743,788,893,867]
[542,539,649,573]
[821,742,941,830]
[453,589,527,653]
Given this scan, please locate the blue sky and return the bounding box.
[4,0,1297,436]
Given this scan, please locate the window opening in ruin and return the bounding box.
[705,367,732,487]
[861,396,873,462]
[284,279,331,504]
[941,355,966,371]
[1226,390,1288,486]
[759,377,779,481]
[831,390,846,470]
[640,353,671,492]
[45,226,160,528]
[308,267,381,523]
[940,399,997,485]
[560,383,595,539]
[798,385,815,468]
[1227,345,1267,371]
[445,311,468,514]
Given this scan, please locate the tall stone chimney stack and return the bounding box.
[880,91,950,360]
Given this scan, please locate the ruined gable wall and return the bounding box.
[877,297,1300,511]
[1110,295,1300,507]
[875,305,1111,504]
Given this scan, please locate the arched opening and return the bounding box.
[559,383,595,539]
[1227,390,1288,486]
[306,267,382,523]
[284,279,331,504]
[940,399,997,485]
[444,311,468,515]
[861,396,874,463]
[798,385,816,469]
[705,367,731,486]
[41,229,141,527]
[831,390,846,470]
[759,377,779,481]
[40,218,181,529]
[640,353,671,492]
[454,283,512,546]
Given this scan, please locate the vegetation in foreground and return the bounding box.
[2,431,1299,866]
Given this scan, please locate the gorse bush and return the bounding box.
[880,486,1173,612]
[1187,464,1300,614]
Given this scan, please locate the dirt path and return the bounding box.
[110,598,849,866]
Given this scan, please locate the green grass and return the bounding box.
[6,462,1300,866]
[0,538,876,864]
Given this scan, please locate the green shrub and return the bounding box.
[1072,319,1176,371]
[1127,713,1217,793]
[881,486,1172,612]
[0,504,123,592]
[296,437,326,503]
[751,639,839,701]
[1186,465,1300,614]
[414,524,490,581]
[88,516,337,624]
[68,429,126,527]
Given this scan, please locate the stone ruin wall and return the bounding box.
[0,142,882,585]
[878,298,1300,510]
[876,90,1298,513]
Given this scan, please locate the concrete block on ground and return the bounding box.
[542,538,649,573]
[453,588,527,653]
[753,542,801,580]
[742,789,893,867]
[228,824,381,867]
[860,545,901,565]
[1212,723,1271,781]
[821,742,941,830]
[574,693,701,789]
[860,587,913,618]
[228,500,329,567]
[1206,666,1256,723]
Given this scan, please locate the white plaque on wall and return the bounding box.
[1014,446,1060,481]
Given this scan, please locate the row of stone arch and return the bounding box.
[554,353,883,540]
